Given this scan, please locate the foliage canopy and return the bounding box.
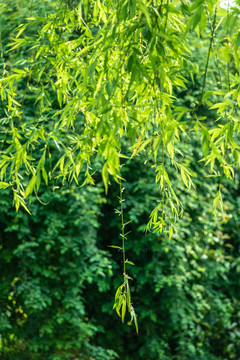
[1,0,240,225]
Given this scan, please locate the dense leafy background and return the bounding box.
[1,1,240,360]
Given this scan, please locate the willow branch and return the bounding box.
[191,6,217,121]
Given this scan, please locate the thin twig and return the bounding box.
[191,6,217,121]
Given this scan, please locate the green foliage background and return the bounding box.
[0,0,240,359]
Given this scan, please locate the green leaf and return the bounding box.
[122,295,126,323]
[102,162,109,194]
[25,175,37,198]
[0,182,10,189]
[130,306,138,333]
[126,280,131,308]
[42,166,48,186]
[192,8,203,31]
[180,168,188,188]
[108,245,122,250]
[125,260,135,265]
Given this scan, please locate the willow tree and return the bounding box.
[0,0,240,330]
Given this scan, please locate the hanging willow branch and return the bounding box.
[111,172,138,333]
[191,5,217,121]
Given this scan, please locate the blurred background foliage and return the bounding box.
[1,0,240,359]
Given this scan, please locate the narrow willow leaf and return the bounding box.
[122,295,126,323]
[108,245,122,250]
[125,260,135,265]
[126,280,131,309]
[180,168,189,189]
[114,284,123,302]
[25,175,37,198]
[0,182,10,189]
[42,167,48,185]
[130,305,138,333]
